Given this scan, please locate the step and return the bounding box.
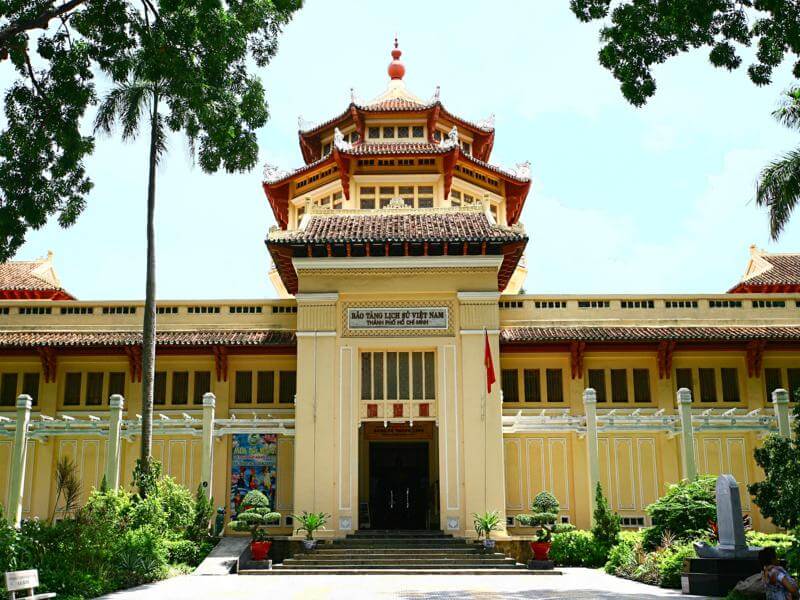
[240,568,560,575]
[330,540,469,547]
[274,563,524,570]
[282,558,517,566]
[298,550,486,557]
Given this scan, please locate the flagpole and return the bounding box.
[483,327,488,513]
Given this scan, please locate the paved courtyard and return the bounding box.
[100,568,711,599]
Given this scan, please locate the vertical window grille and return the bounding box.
[373,354,385,400]
[0,373,18,406]
[235,371,253,404]
[721,368,740,402]
[501,369,519,403]
[764,368,783,402]
[278,371,296,404]
[193,371,211,405]
[698,368,717,402]
[361,353,372,400]
[524,369,541,403]
[424,352,435,399]
[108,372,125,398]
[588,369,606,403]
[546,369,564,402]
[610,369,628,403]
[398,353,410,399]
[64,372,81,406]
[788,368,800,402]
[257,371,274,404]
[633,369,651,403]
[675,368,693,395]
[412,352,423,400]
[386,352,398,400]
[154,371,167,405]
[172,371,189,405]
[361,351,436,401]
[86,372,104,406]
[22,372,40,406]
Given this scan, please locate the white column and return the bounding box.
[772,388,792,438]
[676,387,697,481]
[105,394,124,489]
[583,388,600,521]
[8,394,32,527]
[201,392,216,499]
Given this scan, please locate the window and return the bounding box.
[610,369,628,403]
[546,369,564,402]
[193,371,211,405]
[675,368,693,395]
[85,372,104,406]
[524,369,541,402]
[461,141,472,155]
[633,369,651,403]
[368,127,379,139]
[698,368,716,403]
[721,368,740,402]
[383,126,394,138]
[172,371,189,405]
[412,125,424,138]
[787,368,800,401]
[370,184,435,209]
[257,371,275,404]
[764,368,783,402]
[108,372,125,398]
[501,369,519,403]
[588,370,606,403]
[154,372,167,405]
[22,373,40,405]
[0,373,18,406]
[279,371,296,404]
[361,352,435,401]
[397,126,409,138]
[64,372,81,406]
[235,371,253,404]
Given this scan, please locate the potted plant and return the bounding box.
[473,510,502,549]
[515,491,573,561]
[292,511,329,551]
[228,490,281,561]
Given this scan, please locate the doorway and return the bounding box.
[369,442,429,529]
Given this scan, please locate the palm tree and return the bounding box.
[757,87,800,240]
[94,75,166,484]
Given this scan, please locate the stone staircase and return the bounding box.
[240,530,551,575]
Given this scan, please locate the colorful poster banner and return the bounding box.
[230,433,278,518]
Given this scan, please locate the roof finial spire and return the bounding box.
[388,35,405,81]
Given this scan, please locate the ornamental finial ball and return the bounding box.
[388,36,405,80]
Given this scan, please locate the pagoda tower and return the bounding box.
[261,41,533,537]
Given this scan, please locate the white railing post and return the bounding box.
[201,392,216,499]
[583,387,600,521]
[8,394,32,527]
[772,388,792,438]
[677,387,697,481]
[105,394,124,489]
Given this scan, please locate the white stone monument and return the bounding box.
[694,474,760,559]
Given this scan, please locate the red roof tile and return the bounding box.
[500,326,800,344]
[359,98,433,111]
[344,142,450,156]
[0,330,296,348]
[740,254,800,286]
[270,211,527,245]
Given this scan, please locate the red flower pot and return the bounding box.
[250,540,272,561]
[530,541,552,561]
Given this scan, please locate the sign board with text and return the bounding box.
[347,307,448,331]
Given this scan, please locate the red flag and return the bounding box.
[484,330,496,394]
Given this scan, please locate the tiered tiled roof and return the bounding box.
[729,247,800,292]
[501,325,800,344]
[0,329,296,348]
[0,252,74,300]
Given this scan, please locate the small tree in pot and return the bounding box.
[228,490,281,561]
[473,510,503,549]
[516,491,573,560]
[292,511,330,551]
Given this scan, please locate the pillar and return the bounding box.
[8,394,32,527]
[583,387,600,521]
[771,388,792,438]
[201,392,216,499]
[104,394,124,489]
[676,387,697,481]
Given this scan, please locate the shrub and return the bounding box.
[230,490,281,541]
[643,476,716,549]
[657,543,695,588]
[548,530,606,567]
[515,491,572,542]
[115,527,169,588]
[592,483,621,555]
[166,539,201,566]
[187,484,214,543]
[605,530,642,575]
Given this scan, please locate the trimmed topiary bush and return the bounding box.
[643,476,716,549]
[516,491,574,542]
[229,490,281,542]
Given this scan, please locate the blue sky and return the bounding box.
[7,0,800,299]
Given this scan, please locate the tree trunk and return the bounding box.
[139,90,159,494]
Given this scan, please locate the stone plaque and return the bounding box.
[347,307,448,330]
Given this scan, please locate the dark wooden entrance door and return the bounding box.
[369,442,429,530]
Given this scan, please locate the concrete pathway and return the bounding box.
[99,568,712,599]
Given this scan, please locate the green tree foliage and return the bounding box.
[592,482,621,553]
[229,490,281,542]
[643,475,717,549]
[187,484,214,543]
[0,0,301,261]
[472,510,503,540]
[569,0,800,107]
[548,530,608,567]
[515,491,574,542]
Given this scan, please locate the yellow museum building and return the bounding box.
[1,42,800,538]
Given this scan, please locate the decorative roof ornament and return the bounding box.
[387,36,405,80]
[333,127,352,151]
[433,85,440,102]
[262,162,290,183]
[477,113,495,130]
[297,115,317,132]
[511,161,531,180]
[384,197,408,210]
[438,125,460,149]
